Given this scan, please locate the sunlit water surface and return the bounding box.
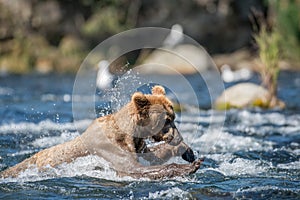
[0,71,299,199]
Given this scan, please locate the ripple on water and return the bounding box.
[30,131,80,148]
[235,185,300,199]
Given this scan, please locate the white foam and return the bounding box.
[276,126,300,136]
[1,155,123,183]
[277,161,300,169]
[0,119,92,134]
[178,122,200,134]
[202,153,270,177]
[180,111,225,125]
[8,149,35,156]
[235,185,300,196]
[193,129,274,154]
[3,154,175,183]
[1,153,200,183]
[31,131,80,148]
[292,148,300,156]
[53,155,119,179]
[202,153,272,176]
[148,187,192,199]
[180,115,209,124]
[237,110,300,127]
[204,153,234,162]
[235,123,300,137]
[0,87,13,95]
[217,158,267,176]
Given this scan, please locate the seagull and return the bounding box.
[163,24,184,48]
[221,64,253,83]
[96,60,115,90]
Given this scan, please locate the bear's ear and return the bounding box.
[152,85,165,96]
[132,92,149,109]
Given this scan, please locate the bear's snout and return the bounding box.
[182,147,196,163]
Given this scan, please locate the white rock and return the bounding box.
[215,83,284,109]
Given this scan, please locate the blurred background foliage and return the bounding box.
[251,0,300,105]
[272,0,300,63]
[0,0,299,74]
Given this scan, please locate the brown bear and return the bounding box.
[1,85,201,179]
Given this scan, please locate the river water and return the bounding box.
[0,71,299,199]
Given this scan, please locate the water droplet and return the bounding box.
[56,114,60,122]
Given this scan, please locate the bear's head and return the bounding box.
[131,85,195,163]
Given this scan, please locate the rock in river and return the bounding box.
[215,83,285,109]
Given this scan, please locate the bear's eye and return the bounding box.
[165,119,171,125]
[162,126,170,134]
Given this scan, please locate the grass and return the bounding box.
[254,24,280,104]
[274,0,300,64]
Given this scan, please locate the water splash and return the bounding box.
[148,187,192,199]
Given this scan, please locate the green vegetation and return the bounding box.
[215,102,234,110]
[254,24,281,107]
[273,0,300,64]
[0,0,136,74]
[252,0,300,108]
[215,100,270,110]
